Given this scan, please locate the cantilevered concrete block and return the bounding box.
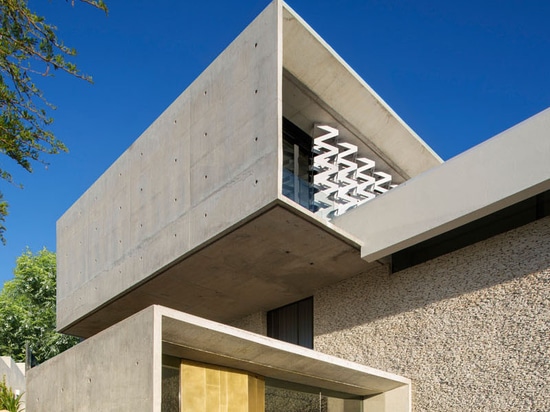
[57,0,441,337]
[57,1,281,336]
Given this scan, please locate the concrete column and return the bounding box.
[363,385,410,412]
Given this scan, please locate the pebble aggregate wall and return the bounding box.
[314,216,550,411]
[230,311,267,335]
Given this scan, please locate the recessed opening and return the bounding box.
[267,297,313,349]
[282,71,404,220]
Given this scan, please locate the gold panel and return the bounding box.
[181,359,265,412]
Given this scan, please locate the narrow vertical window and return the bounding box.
[282,118,315,212]
[267,297,313,349]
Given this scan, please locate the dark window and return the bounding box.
[267,297,313,349]
[282,118,316,212]
[392,190,550,272]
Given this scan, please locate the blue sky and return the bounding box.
[1,0,549,285]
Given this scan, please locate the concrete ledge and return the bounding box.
[26,307,160,411]
[159,305,410,396]
[334,107,550,262]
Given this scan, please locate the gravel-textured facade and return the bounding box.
[314,216,550,411]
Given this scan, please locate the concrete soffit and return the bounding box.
[158,305,410,397]
[280,1,443,180]
[334,107,550,262]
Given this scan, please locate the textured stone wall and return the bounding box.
[230,311,267,335]
[314,216,550,411]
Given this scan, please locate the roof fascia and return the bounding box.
[334,107,550,261]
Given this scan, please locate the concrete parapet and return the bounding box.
[26,307,159,411]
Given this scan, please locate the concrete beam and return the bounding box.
[334,108,550,262]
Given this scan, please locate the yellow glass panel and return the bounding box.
[180,359,264,412]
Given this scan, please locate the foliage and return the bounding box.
[0,0,108,244]
[0,376,23,412]
[0,248,79,364]
[0,192,6,244]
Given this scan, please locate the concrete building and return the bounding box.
[27,1,549,411]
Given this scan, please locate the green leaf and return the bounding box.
[0,0,108,244]
[0,249,80,363]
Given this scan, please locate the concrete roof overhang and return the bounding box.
[64,200,375,338]
[158,305,410,397]
[334,107,550,262]
[281,2,442,181]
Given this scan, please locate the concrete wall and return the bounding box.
[314,216,550,411]
[230,311,267,335]
[56,1,282,332]
[26,307,160,411]
[0,356,25,401]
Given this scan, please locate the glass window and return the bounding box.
[267,297,313,349]
[266,380,363,412]
[162,356,180,412]
[282,118,316,212]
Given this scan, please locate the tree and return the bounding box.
[0,248,78,364]
[0,0,108,244]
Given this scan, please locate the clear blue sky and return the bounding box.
[1,0,549,285]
